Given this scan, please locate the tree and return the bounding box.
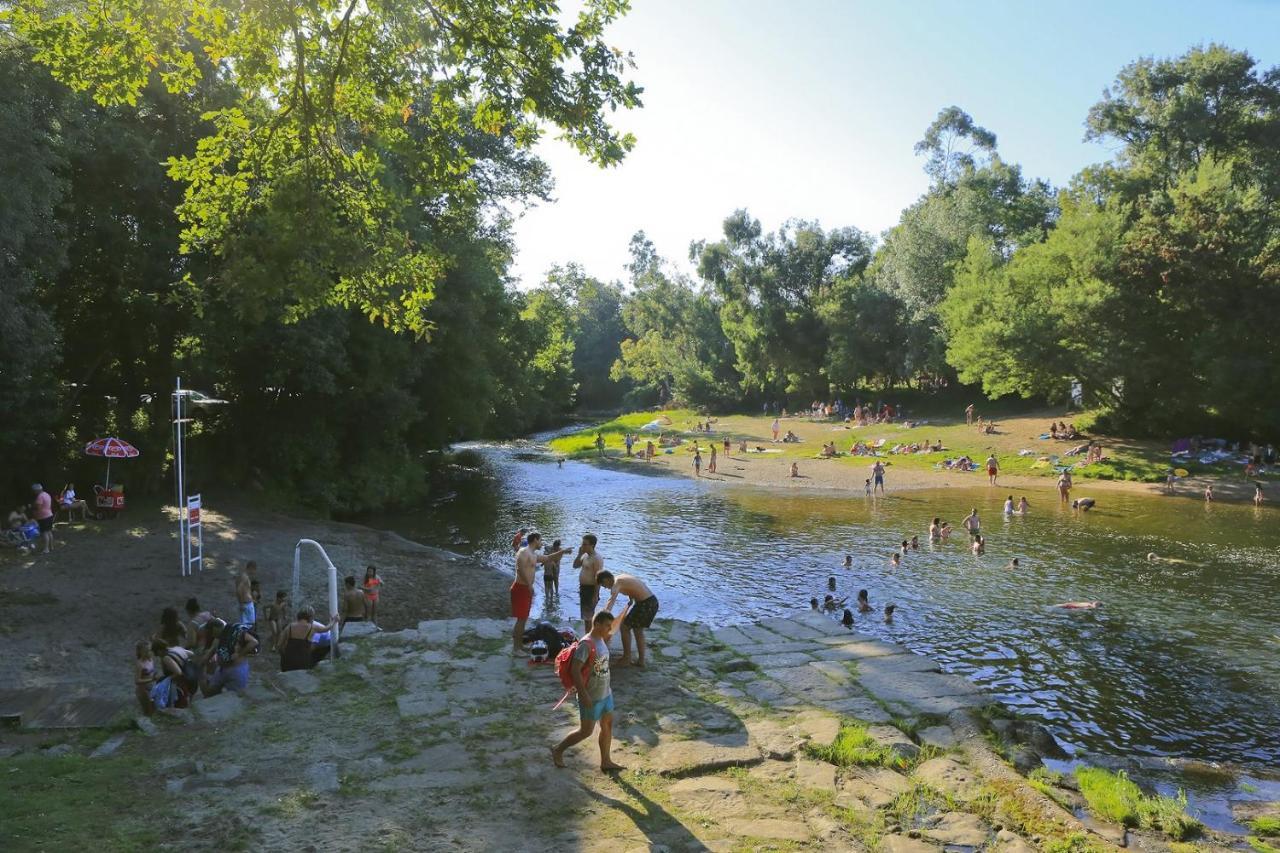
[820,278,910,390]
[9,0,643,335]
[544,264,629,409]
[695,211,872,399]
[914,106,997,187]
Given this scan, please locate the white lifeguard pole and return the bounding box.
[291,539,342,658]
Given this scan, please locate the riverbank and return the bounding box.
[551,409,1271,504]
[5,610,1269,851]
[0,501,509,704]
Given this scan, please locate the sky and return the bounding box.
[506,0,1280,288]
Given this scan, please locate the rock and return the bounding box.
[922,812,990,847]
[393,742,472,772]
[193,692,245,723]
[1079,812,1127,846]
[744,717,802,760]
[808,660,855,683]
[305,761,339,793]
[866,725,920,760]
[43,743,73,757]
[165,778,186,794]
[202,764,243,783]
[646,735,762,776]
[795,712,841,749]
[655,644,685,659]
[878,834,940,853]
[90,734,127,758]
[988,718,1016,740]
[467,619,508,640]
[133,716,159,737]
[369,769,485,791]
[396,690,449,718]
[913,757,982,802]
[837,767,913,811]
[722,659,756,673]
[1009,745,1042,774]
[377,628,421,644]
[722,818,811,842]
[274,669,320,694]
[751,652,816,668]
[917,725,958,750]
[667,776,750,817]
[1018,722,1069,759]
[339,621,378,638]
[994,829,1038,853]
[794,758,837,791]
[1231,801,1280,823]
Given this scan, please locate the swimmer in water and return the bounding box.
[1146,553,1198,566]
[971,535,985,555]
[1017,496,1030,514]
[828,575,837,591]
[900,539,909,555]
[843,554,853,568]
[890,552,901,569]
[910,535,919,550]
[1053,601,1100,610]
[1071,498,1096,511]
[810,597,819,611]
[883,603,896,623]
[1006,557,1020,569]
[823,594,848,613]
[929,517,942,542]
[856,589,872,613]
[841,609,854,628]
[1003,495,1014,515]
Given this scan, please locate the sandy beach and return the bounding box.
[0,503,508,703]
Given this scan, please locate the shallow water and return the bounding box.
[377,442,1280,774]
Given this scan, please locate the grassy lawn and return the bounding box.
[551,405,1202,484]
[0,753,169,850]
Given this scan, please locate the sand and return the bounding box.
[0,503,508,703]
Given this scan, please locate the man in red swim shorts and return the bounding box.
[512,532,570,656]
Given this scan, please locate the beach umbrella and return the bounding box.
[84,437,140,488]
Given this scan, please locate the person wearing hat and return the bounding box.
[30,484,54,554]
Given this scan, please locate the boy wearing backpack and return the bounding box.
[550,605,629,772]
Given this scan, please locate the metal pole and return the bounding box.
[176,377,185,576]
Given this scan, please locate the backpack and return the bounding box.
[552,639,596,710]
[523,622,566,659]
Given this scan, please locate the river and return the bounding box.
[375,442,1280,783]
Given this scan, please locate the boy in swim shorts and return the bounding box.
[551,607,628,772]
[573,533,604,633]
[597,571,659,668]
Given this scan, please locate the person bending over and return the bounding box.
[597,571,659,668]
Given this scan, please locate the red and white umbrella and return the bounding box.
[84,437,140,488]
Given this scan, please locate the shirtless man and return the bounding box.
[597,570,659,668]
[339,576,367,627]
[574,533,605,633]
[235,561,257,626]
[512,532,570,655]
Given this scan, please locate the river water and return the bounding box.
[378,442,1280,779]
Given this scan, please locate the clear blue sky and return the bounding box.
[509,0,1280,287]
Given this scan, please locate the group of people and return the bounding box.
[814,566,897,627]
[508,528,662,772]
[5,483,82,554]
[133,559,385,714]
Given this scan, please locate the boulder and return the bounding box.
[921,812,990,847]
[89,734,127,758]
[994,829,1039,853]
[722,818,811,842]
[193,692,244,723]
[866,724,920,760]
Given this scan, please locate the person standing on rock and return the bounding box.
[574,533,605,633]
[597,571,659,668]
[551,606,629,772]
[512,532,570,655]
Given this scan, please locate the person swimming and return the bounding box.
[856,589,872,613]
[823,594,848,613]
[1006,557,1020,569]
[810,597,819,610]
[1017,496,1030,514]
[971,535,985,555]
[1072,498,1096,511]
[828,575,837,591]
[883,603,896,623]
[842,554,853,568]
[890,553,901,568]
[1053,601,1100,610]
[900,539,909,554]
[909,535,919,550]
[841,609,854,628]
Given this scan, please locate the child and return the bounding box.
[890,552,901,568]
[910,535,919,550]
[864,478,872,496]
[790,462,799,478]
[827,575,837,591]
[135,641,156,715]
[1256,482,1266,505]
[267,590,289,647]
[900,539,909,554]
[857,589,872,613]
[842,554,852,568]
[551,607,629,772]
[972,535,985,555]
[544,539,564,598]
[884,604,896,623]
[1006,558,1020,570]
[363,565,383,629]
[810,597,820,611]
[841,609,854,628]
[250,580,263,630]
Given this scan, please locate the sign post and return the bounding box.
[186,494,203,575]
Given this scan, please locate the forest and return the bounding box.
[3,1,1279,512]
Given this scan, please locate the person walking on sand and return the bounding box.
[986,455,999,486]
[1057,470,1072,503]
[512,532,570,655]
[574,533,605,632]
[597,571,659,668]
[872,460,886,494]
[550,606,629,772]
[708,443,717,474]
[771,417,781,442]
[965,403,975,425]
[693,448,702,476]
[29,484,54,554]
[235,561,258,625]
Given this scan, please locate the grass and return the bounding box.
[1074,767,1201,840]
[1249,838,1280,853]
[0,753,167,850]
[547,409,697,457]
[807,721,907,770]
[1251,817,1280,837]
[1027,767,1074,809]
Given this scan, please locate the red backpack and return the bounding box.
[552,638,595,709]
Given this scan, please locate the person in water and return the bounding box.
[843,554,853,568]
[828,575,837,591]
[900,539,909,554]
[909,535,919,550]
[890,552,901,569]
[856,589,872,613]
[1053,601,1099,610]
[1072,498,1096,511]
[1006,557,1020,569]
[823,594,847,613]
[971,535,985,555]
[1017,496,1030,514]
[1003,495,1015,515]
[841,609,854,628]
[929,517,942,542]
[883,604,896,623]
[810,597,820,611]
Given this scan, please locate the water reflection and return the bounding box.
[376,443,1280,769]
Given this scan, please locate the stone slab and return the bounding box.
[711,625,753,647]
[922,811,990,847]
[722,818,811,842]
[667,776,750,817]
[788,611,850,635]
[750,652,818,669]
[816,696,893,722]
[736,623,790,645]
[369,769,485,791]
[193,692,244,724]
[794,711,841,749]
[918,725,960,750]
[808,660,855,683]
[744,717,803,760]
[646,735,762,776]
[866,725,920,760]
[275,669,320,694]
[857,654,944,675]
[838,766,913,811]
[756,617,830,641]
[913,757,983,802]
[795,757,837,791]
[340,621,379,638]
[810,640,911,661]
[90,734,127,758]
[878,834,941,853]
[723,640,822,655]
[396,691,450,718]
[857,671,984,703]
[305,761,340,793]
